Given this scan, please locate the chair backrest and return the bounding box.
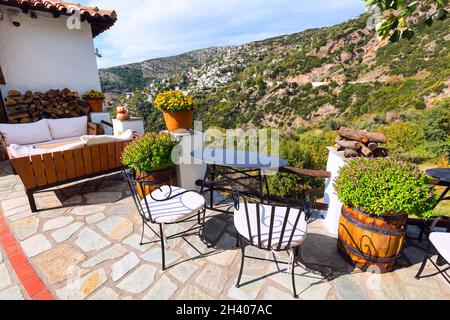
[233,192,315,251]
[123,168,174,223]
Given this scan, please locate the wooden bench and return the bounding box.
[1,123,133,212]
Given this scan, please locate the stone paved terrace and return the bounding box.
[0,161,449,300]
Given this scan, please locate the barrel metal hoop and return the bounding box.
[341,207,406,236]
[338,236,398,264]
[346,206,408,223]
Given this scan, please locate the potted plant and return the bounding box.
[154,90,196,132]
[82,90,106,113]
[334,158,437,272]
[122,132,178,198]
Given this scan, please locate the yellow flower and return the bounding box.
[154,90,196,112]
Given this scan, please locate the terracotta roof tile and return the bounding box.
[0,0,117,36]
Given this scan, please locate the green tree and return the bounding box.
[365,0,448,42]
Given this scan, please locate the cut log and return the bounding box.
[339,127,369,143]
[361,131,388,144]
[344,149,359,158]
[4,88,90,123]
[368,142,379,151]
[360,145,373,157]
[336,137,363,150]
[339,127,387,144]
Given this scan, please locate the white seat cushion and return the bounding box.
[430,232,450,263]
[234,203,307,250]
[23,137,82,148]
[47,116,88,139]
[0,119,52,146]
[8,141,86,158]
[140,186,205,224]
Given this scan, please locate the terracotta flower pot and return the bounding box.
[135,167,177,199]
[87,99,103,112]
[163,110,193,132]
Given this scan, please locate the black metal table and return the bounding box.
[427,168,450,205]
[418,168,450,241]
[192,148,288,212]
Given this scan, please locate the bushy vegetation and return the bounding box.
[82,90,105,100]
[267,130,336,198]
[154,90,196,112]
[122,133,177,172]
[334,158,438,218]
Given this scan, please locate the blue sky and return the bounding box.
[86,0,366,68]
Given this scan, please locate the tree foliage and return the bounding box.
[365,0,449,42]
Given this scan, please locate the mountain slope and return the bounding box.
[99,47,229,93]
[101,13,450,167]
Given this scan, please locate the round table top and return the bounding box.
[426,168,450,184]
[191,148,288,170]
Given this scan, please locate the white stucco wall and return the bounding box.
[0,7,101,96]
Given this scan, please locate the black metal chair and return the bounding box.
[232,192,316,298]
[123,168,206,270]
[416,216,450,284]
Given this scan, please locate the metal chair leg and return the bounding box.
[139,218,145,245]
[415,256,429,280]
[26,190,38,213]
[292,248,299,299]
[236,236,246,288]
[160,224,166,271]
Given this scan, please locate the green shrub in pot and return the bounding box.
[122,133,177,173]
[82,90,105,101]
[334,158,438,219]
[334,158,438,272]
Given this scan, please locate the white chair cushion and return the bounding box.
[234,203,307,250]
[430,232,450,263]
[0,119,52,146]
[47,116,88,139]
[140,186,205,224]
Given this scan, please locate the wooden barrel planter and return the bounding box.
[135,167,177,199]
[337,205,408,272]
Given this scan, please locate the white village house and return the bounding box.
[0,0,117,123]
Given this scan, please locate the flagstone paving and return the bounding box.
[0,161,449,300]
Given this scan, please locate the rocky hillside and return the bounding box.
[101,13,449,165]
[99,47,229,93]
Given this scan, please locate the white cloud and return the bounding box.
[86,0,365,68]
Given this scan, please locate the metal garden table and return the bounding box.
[427,168,450,205]
[192,148,288,212]
[418,168,450,241]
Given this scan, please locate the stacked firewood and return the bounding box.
[334,127,388,158]
[4,89,89,123]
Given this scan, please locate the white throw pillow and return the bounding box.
[81,135,120,146]
[47,116,88,140]
[118,129,134,140]
[0,119,52,146]
[80,130,134,146]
